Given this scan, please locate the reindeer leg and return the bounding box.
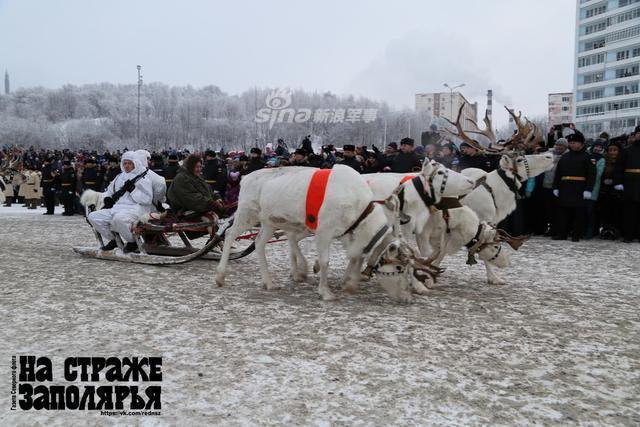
[343,256,363,294]
[287,232,307,283]
[485,261,507,286]
[315,236,336,301]
[216,212,252,287]
[254,224,279,290]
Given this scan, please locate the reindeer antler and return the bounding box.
[443,103,487,152]
[503,107,535,150]
[495,229,530,250]
[467,110,497,145]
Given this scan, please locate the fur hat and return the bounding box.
[400,137,414,146]
[250,147,262,155]
[555,138,568,146]
[567,132,585,143]
[343,144,355,152]
[387,142,398,150]
[168,154,178,162]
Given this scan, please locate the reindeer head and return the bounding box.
[374,238,443,303]
[420,160,475,199]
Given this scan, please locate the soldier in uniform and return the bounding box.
[340,145,363,173]
[81,158,102,192]
[103,156,121,190]
[151,153,165,177]
[41,157,60,215]
[202,150,227,198]
[245,147,265,175]
[391,138,422,173]
[614,126,640,242]
[163,154,180,190]
[552,132,596,242]
[59,160,77,216]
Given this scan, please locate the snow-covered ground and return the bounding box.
[1,205,639,426]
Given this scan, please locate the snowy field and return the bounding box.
[1,205,639,426]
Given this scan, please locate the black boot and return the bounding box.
[101,240,117,251]
[124,242,139,253]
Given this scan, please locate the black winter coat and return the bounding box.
[553,148,597,207]
[614,141,640,202]
[391,151,422,173]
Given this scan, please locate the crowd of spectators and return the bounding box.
[2,124,639,243]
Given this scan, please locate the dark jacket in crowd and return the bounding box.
[163,162,180,188]
[458,154,493,172]
[41,164,60,190]
[245,158,265,175]
[340,156,363,173]
[81,166,101,191]
[167,167,215,214]
[553,148,597,207]
[103,165,121,189]
[202,158,227,194]
[391,151,422,173]
[614,140,640,202]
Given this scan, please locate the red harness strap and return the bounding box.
[305,169,332,230]
[400,174,416,184]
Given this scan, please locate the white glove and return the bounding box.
[583,191,592,200]
[614,184,624,191]
[603,179,613,185]
[553,189,559,197]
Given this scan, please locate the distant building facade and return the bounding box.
[549,92,574,126]
[573,0,640,136]
[415,92,478,129]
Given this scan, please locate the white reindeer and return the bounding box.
[430,104,554,285]
[215,165,438,303]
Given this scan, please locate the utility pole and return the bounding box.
[4,70,9,95]
[137,65,143,144]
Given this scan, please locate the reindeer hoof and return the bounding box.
[319,290,337,301]
[291,272,307,283]
[263,281,282,290]
[215,273,225,287]
[343,282,359,294]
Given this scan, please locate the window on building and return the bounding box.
[562,106,569,111]
[617,50,630,61]
[614,83,639,95]
[619,0,640,7]
[584,21,607,35]
[608,99,639,110]
[578,53,605,68]
[562,96,570,102]
[615,64,640,78]
[584,39,606,51]
[606,25,640,44]
[585,5,607,18]
[583,72,604,84]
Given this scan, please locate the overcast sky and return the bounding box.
[0,0,576,127]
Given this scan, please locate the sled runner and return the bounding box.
[74,205,285,265]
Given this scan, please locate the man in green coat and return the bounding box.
[167,154,223,214]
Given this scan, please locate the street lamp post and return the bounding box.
[137,65,143,144]
[443,82,465,123]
